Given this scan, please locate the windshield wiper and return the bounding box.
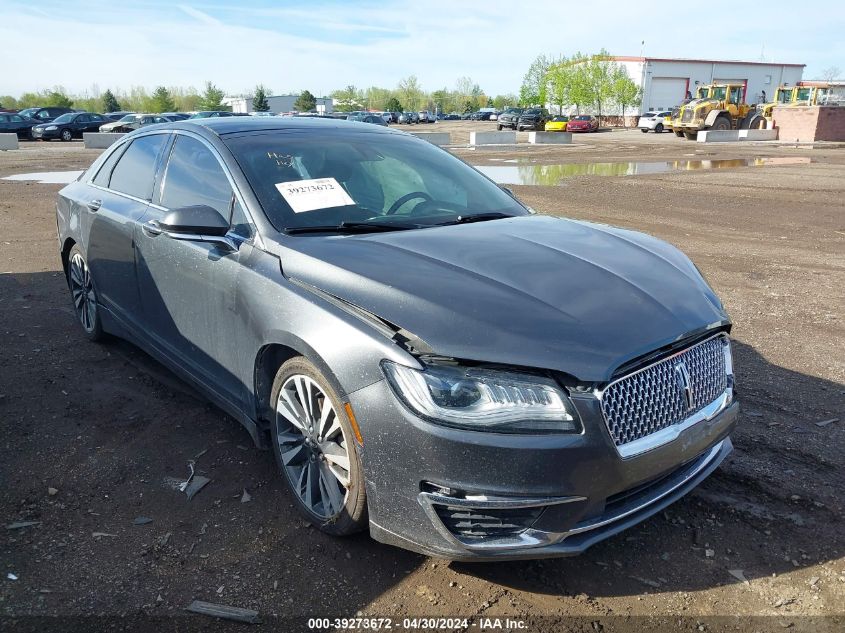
[431,212,513,227]
[286,221,418,235]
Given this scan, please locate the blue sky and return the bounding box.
[2,0,843,97]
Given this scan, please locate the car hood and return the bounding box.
[271,215,729,382]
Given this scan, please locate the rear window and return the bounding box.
[108,134,168,200]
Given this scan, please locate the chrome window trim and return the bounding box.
[595,332,733,459]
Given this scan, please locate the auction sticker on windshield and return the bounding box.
[275,178,355,213]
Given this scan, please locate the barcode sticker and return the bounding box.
[275,178,355,213]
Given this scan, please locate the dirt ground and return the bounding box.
[1,128,843,632]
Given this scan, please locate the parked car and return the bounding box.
[161,112,191,121]
[489,112,499,121]
[16,106,74,124]
[189,111,236,119]
[567,115,599,132]
[638,111,672,133]
[57,117,737,560]
[496,107,524,130]
[517,107,550,131]
[544,115,570,132]
[443,113,461,120]
[398,111,419,124]
[347,114,388,126]
[103,111,136,122]
[31,112,110,141]
[460,112,473,120]
[379,112,393,124]
[0,113,36,138]
[418,110,436,123]
[99,114,173,133]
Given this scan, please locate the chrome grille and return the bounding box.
[601,336,729,448]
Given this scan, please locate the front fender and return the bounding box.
[704,109,725,127]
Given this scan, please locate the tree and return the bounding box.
[583,50,616,125]
[822,66,842,81]
[610,66,641,127]
[331,85,363,111]
[492,94,517,110]
[546,57,576,114]
[150,86,176,112]
[385,97,403,113]
[101,89,121,112]
[294,90,317,111]
[519,54,550,106]
[199,81,225,111]
[43,89,73,108]
[397,75,423,112]
[253,84,270,112]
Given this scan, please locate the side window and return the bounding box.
[108,134,167,200]
[36,111,51,120]
[76,114,89,123]
[92,142,129,187]
[160,135,232,218]
[230,199,253,239]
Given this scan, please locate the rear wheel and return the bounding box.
[270,358,367,535]
[748,115,767,129]
[655,123,664,133]
[67,245,103,341]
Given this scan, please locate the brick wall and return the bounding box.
[773,106,845,142]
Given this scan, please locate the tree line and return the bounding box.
[519,50,642,123]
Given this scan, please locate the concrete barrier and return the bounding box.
[697,129,778,143]
[83,133,126,149]
[527,131,572,144]
[0,134,19,150]
[470,131,516,145]
[410,132,451,146]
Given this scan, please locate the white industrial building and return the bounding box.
[570,56,805,121]
[222,94,333,114]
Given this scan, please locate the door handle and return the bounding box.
[141,219,162,237]
[87,199,102,212]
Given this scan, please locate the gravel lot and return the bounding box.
[1,127,843,632]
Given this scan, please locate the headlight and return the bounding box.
[46,125,57,131]
[381,360,581,434]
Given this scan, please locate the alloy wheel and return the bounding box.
[275,375,351,519]
[69,252,97,333]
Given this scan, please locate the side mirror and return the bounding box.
[144,205,236,250]
[159,205,229,236]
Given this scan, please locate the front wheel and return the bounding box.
[60,128,73,142]
[675,130,685,137]
[67,245,103,340]
[641,128,648,133]
[271,358,368,535]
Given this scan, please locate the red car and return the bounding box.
[567,115,599,132]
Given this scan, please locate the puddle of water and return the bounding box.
[477,157,811,185]
[2,170,84,184]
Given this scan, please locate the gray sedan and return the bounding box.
[56,118,738,560]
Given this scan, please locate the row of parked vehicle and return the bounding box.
[494,108,600,133]
[0,107,246,141]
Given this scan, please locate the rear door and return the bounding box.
[134,132,254,407]
[84,133,170,329]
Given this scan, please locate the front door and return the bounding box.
[133,133,252,408]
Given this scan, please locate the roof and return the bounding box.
[173,116,398,137]
[612,55,805,68]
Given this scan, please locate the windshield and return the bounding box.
[119,114,139,122]
[795,88,811,101]
[574,115,592,121]
[711,87,727,100]
[18,108,38,117]
[696,88,711,99]
[524,109,542,115]
[226,130,529,233]
[52,113,75,124]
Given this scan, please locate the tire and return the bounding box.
[641,128,648,133]
[67,244,104,341]
[748,115,767,130]
[270,357,367,536]
[675,130,685,137]
[711,116,731,132]
[60,128,73,142]
[497,124,503,131]
[655,123,664,133]
[684,131,698,140]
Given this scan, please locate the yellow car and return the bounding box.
[544,116,570,132]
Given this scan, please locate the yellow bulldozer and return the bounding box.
[671,83,765,140]
[755,83,845,128]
